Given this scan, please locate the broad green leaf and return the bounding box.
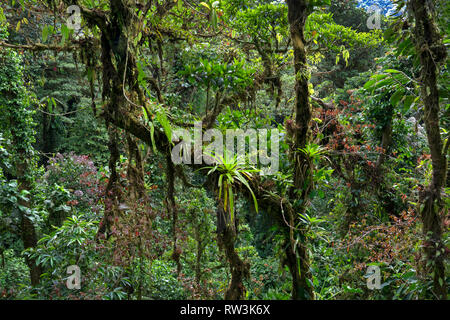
[372,78,394,90]
[402,95,416,112]
[148,121,157,154]
[42,26,49,43]
[384,69,401,74]
[390,89,405,107]
[211,9,218,30]
[363,79,377,90]
[156,110,172,144]
[229,184,234,223]
[199,2,210,10]
[61,24,69,46]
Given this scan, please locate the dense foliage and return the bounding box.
[0,0,448,300]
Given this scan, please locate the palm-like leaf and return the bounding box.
[200,149,259,224]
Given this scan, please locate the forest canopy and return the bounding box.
[0,0,448,301]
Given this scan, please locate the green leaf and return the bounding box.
[384,69,401,74]
[42,26,49,43]
[156,110,172,144]
[363,79,377,90]
[364,74,389,91]
[372,74,389,81]
[199,2,210,10]
[223,182,228,212]
[218,174,223,189]
[383,27,394,41]
[401,271,416,280]
[397,37,413,55]
[211,9,218,30]
[228,184,234,223]
[372,78,394,90]
[137,60,146,84]
[61,24,69,46]
[218,174,223,201]
[148,120,157,154]
[402,95,416,112]
[235,172,258,213]
[318,189,325,199]
[390,89,405,107]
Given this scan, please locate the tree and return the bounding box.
[409,0,448,299]
[283,0,316,300]
[0,21,41,285]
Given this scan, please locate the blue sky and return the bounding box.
[357,0,399,16]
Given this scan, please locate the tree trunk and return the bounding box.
[285,0,314,300]
[16,158,42,286]
[410,0,447,299]
[9,105,41,285]
[166,154,182,275]
[216,205,249,300]
[39,103,54,166]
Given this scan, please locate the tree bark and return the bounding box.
[216,205,250,300]
[14,147,42,286]
[285,0,314,300]
[410,0,448,299]
[166,154,182,275]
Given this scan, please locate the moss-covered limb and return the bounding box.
[0,40,81,52]
[166,153,182,275]
[215,204,250,300]
[286,0,313,201]
[287,0,311,151]
[97,123,122,239]
[18,158,42,286]
[20,214,42,285]
[410,0,447,300]
[284,0,315,300]
[126,134,146,201]
[410,0,447,190]
[253,39,283,109]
